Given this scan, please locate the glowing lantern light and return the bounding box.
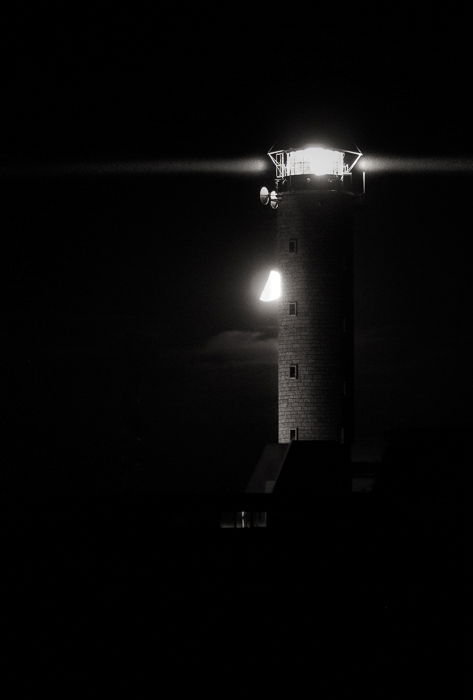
[286,147,345,176]
[260,270,281,302]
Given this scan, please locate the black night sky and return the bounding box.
[3,6,471,496]
[2,6,467,696]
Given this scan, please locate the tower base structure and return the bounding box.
[247,440,350,497]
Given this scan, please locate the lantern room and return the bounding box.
[268,145,362,188]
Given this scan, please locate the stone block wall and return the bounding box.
[277,189,354,443]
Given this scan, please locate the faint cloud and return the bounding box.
[199,330,277,367]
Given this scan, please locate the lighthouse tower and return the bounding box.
[246,144,362,503]
[260,145,362,446]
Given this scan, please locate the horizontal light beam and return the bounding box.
[0,157,269,178]
[359,155,473,174]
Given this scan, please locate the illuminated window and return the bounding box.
[289,302,297,316]
[289,428,299,441]
[288,239,297,253]
[289,364,298,379]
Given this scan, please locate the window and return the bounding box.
[288,239,297,253]
[289,428,299,441]
[289,302,297,316]
[289,364,298,379]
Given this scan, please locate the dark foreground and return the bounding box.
[1,479,460,699]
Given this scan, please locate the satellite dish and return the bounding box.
[259,186,270,205]
[270,190,278,209]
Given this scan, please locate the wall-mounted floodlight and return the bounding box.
[260,270,281,302]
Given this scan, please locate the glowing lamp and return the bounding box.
[260,270,281,302]
[286,147,345,176]
[267,145,362,182]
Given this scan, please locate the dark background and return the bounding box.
[3,5,471,495]
[1,6,465,696]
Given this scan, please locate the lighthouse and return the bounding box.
[261,145,362,444]
[247,144,362,498]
